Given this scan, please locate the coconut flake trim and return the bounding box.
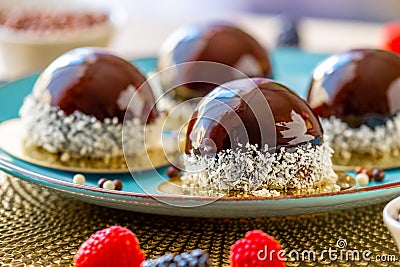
[322,114,400,159]
[19,95,163,161]
[180,142,338,197]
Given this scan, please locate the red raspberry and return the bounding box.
[230,230,285,267]
[74,226,145,267]
[382,22,400,54]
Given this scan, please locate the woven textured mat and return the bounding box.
[0,172,399,267]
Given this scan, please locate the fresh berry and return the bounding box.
[382,22,400,54]
[141,249,210,267]
[276,16,300,47]
[74,226,145,267]
[371,168,385,182]
[230,230,285,267]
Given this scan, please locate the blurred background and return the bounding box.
[111,0,400,57]
[120,0,400,22]
[0,0,399,79]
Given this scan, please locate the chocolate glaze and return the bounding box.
[307,49,400,128]
[158,22,272,100]
[32,47,158,123]
[185,78,323,154]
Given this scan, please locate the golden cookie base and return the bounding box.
[158,171,355,197]
[333,152,400,171]
[0,119,175,173]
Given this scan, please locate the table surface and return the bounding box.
[0,172,399,267]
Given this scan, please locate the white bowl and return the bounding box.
[383,195,400,250]
[0,0,126,80]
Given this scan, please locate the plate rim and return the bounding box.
[1,156,400,203]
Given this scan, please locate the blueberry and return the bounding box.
[141,250,210,267]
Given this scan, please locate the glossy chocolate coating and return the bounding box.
[307,49,400,128]
[158,22,272,100]
[185,78,323,154]
[32,47,158,123]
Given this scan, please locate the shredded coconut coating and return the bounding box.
[180,142,338,197]
[156,96,198,130]
[147,72,198,130]
[322,114,400,159]
[19,95,163,161]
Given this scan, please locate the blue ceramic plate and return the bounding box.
[1,49,400,218]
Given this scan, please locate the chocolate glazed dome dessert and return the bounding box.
[181,78,338,197]
[19,47,162,163]
[157,22,272,100]
[307,48,400,161]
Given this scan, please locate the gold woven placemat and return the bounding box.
[0,172,399,267]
